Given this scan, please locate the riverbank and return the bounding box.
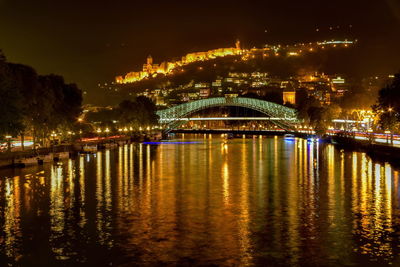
[3,130,398,169]
[171,129,311,138]
[330,136,400,167]
[0,132,161,169]
[173,129,400,167]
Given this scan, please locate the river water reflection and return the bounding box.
[1,134,400,266]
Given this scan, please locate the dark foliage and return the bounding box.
[373,73,400,132]
[0,50,83,143]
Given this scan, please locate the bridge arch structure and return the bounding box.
[157,97,300,132]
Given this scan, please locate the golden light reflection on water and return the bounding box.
[79,155,86,228]
[1,136,400,266]
[50,164,66,259]
[4,176,21,259]
[238,137,251,266]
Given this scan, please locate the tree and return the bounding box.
[86,108,119,127]
[373,73,400,143]
[307,106,331,136]
[296,95,320,125]
[339,83,377,110]
[117,96,159,129]
[7,63,40,149]
[0,51,83,148]
[0,52,25,139]
[118,100,139,127]
[30,75,83,145]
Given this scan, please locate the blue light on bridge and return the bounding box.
[284,138,296,142]
[284,134,296,142]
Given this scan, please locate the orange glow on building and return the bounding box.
[116,40,243,84]
[115,39,354,84]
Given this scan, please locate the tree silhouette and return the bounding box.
[373,73,400,142]
[0,51,83,147]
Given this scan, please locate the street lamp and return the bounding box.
[384,130,391,144]
[5,135,12,152]
[367,128,374,143]
[50,132,57,149]
[67,131,73,143]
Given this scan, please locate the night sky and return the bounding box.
[1,0,400,102]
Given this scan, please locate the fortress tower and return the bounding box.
[147,55,153,65]
[235,39,241,50]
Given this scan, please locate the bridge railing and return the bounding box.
[157,97,300,132]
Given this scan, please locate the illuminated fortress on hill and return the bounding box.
[116,40,243,84]
[115,39,354,84]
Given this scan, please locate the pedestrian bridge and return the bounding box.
[157,97,300,132]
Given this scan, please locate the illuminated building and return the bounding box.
[115,40,355,86]
[283,90,296,105]
[331,76,348,97]
[282,84,296,105]
[199,89,211,98]
[116,40,243,84]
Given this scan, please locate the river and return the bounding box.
[0,134,399,266]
